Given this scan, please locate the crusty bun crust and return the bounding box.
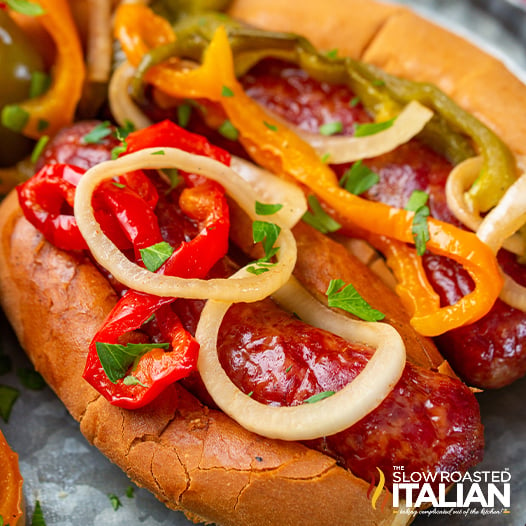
[2,0,525,524]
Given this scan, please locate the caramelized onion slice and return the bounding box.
[74,147,299,302]
[477,171,526,312]
[446,156,525,255]
[298,101,433,164]
[196,275,406,441]
[109,60,153,130]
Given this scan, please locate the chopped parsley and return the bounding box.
[108,493,122,511]
[126,486,135,499]
[177,103,192,128]
[340,160,379,195]
[82,121,112,144]
[302,194,341,234]
[304,391,335,404]
[31,500,47,526]
[140,241,174,272]
[326,279,385,321]
[6,0,45,16]
[255,201,283,216]
[37,119,49,132]
[29,71,51,98]
[349,96,361,108]
[319,120,343,136]
[95,342,169,384]
[221,85,234,97]
[354,117,395,137]
[1,104,29,132]
[218,119,239,141]
[17,367,46,390]
[252,220,281,261]
[326,48,339,59]
[263,121,278,132]
[151,150,165,155]
[405,190,431,256]
[31,135,50,164]
[0,384,19,422]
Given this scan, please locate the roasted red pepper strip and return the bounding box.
[17,163,87,250]
[17,163,160,252]
[82,120,231,408]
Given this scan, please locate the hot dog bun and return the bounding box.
[1,0,525,524]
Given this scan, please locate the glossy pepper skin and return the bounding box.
[0,9,43,166]
[80,121,231,408]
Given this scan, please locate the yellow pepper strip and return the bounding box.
[9,0,85,139]
[114,5,176,68]
[116,16,503,336]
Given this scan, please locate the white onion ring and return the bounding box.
[74,147,298,302]
[477,172,526,312]
[230,156,307,228]
[298,101,433,164]
[196,275,406,441]
[109,61,153,130]
[446,156,525,255]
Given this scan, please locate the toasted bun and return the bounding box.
[2,0,525,524]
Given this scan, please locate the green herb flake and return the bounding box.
[7,0,45,16]
[177,103,192,128]
[111,144,127,160]
[114,120,135,141]
[247,391,254,397]
[17,367,46,390]
[95,342,169,384]
[326,48,339,59]
[218,119,239,141]
[108,493,122,511]
[123,375,147,387]
[326,279,385,321]
[31,500,47,526]
[340,160,379,196]
[140,241,174,272]
[30,135,50,164]
[161,168,182,195]
[37,119,49,132]
[320,152,331,163]
[1,104,30,133]
[372,79,386,87]
[221,85,234,97]
[246,260,276,275]
[349,96,360,108]
[0,384,19,422]
[82,121,112,144]
[302,195,341,234]
[285,365,292,373]
[151,150,165,155]
[405,190,431,256]
[304,391,335,404]
[112,181,126,189]
[354,117,395,137]
[319,121,343,136]
[255,201,283,216]
[126,486,135,499]
[263,121,278,132]
[252,221,281,261]
[29,71,51,99]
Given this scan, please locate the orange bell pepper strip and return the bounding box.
[114,4,175,68]
[0,430,24,526]
[6,0,84,139]
[115,15,503,336]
